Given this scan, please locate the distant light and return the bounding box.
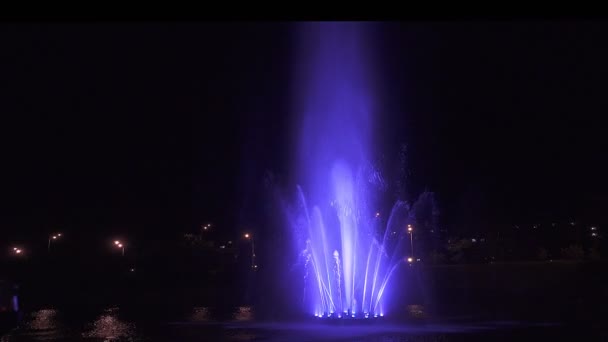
[15,249,21,254]
[417,258,421,262]
[203,227,208,230]
[351,314,355,318]
[337,314,342,318]
[227,241,232,244]
[114,241,120,245]
[591,227,598,231]
[407,257,413,263]
[374,314,378,318]
[52,236,57,239]
[314,314,318,317]
[220,245,225,249]
[118,244,123,248]
[244,233,250,239]
[13,247,17,251]
[592,232,598,237]
[407,224,413,232]
[57,233,62,237]
[380,313,384,317]
[471,238,477,243]
[375,212,380,218]
[130,268,135,272]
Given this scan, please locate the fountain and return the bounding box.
[284,22,412,319]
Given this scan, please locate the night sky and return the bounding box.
[1,22,607,244]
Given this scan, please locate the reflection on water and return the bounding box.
[190,307,210,322]
[1,305,576,341]
[81,307,137,340]
[1,309,68,341]
[1,307,141,341]
[27,309,60,331]
[188,306,254,323]
[233,307,253,322]
[407,304,426,319]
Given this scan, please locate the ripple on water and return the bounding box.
[81,307,138,341]
[3,308,70,341]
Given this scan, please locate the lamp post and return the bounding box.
[407,224,414,258]
[244,233,255,269]
[48,233,62,253]
[114,240,125,256]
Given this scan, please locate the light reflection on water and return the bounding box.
[233,307,254,322]
[1,309,69,341]
[81,307,137,340]
[1,307,141,341]
[1,306,571,341]
[407,304,426,319]
[188,306,255,323]
[190,307,211,322]
[27,309,59,331]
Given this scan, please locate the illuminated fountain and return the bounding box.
[285,22,411,319]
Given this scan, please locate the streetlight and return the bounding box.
[48,233,62,252]
[243,233,255,269]
[114,240,125,256]
[407,224,414,258]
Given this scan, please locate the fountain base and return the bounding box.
[313,313,385,325]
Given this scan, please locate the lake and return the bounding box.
[1,305,604,341]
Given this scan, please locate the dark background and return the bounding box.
[0,22,607,248]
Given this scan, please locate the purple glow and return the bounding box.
[286,22,410,317]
